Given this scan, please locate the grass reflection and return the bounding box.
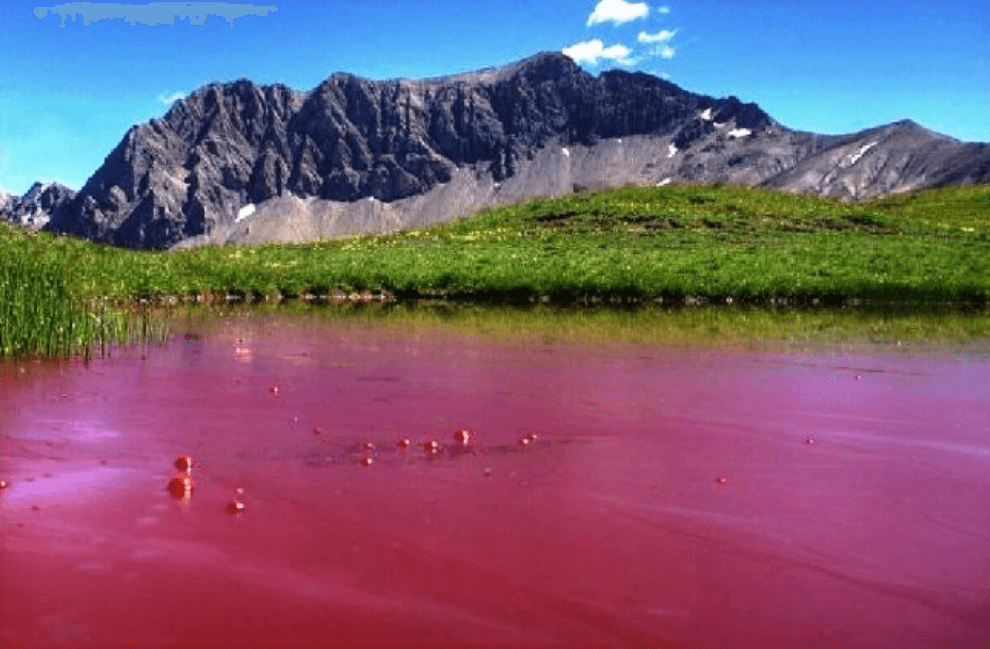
[176,300,990,351]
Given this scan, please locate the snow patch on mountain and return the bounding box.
[236,204,256,222]
[847,141,878,166]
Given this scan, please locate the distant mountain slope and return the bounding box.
[3,52,988,249]
[763,120,990,198]
[1,182,77,229]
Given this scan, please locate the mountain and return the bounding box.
[1,181,77,229]
[3,52,989,249]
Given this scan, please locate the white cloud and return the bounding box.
[658,6,671,14]
[637,29,677,44]
[644,44,676,60]
[158,91,185,105]
[562,39,635,66]
[586,0,649,27]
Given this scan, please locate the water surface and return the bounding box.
[1,309,988,647]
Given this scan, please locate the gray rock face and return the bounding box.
[5,51,989,249]
[0,182,77,230]
[762,120,990,198]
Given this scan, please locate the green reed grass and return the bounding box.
[1,229,80,358]
[0,225,172,360]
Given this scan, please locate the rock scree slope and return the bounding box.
[3,52,989,249]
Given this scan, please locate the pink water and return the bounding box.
[1,314,988,648]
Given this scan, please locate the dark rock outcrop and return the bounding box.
[4,51,989,249]
[0,182,77,229]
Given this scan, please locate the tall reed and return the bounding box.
[0,229,112,359]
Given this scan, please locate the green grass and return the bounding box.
[872,183,990,230]
[2,181,989,358]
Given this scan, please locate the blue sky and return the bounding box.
[0,0,986,196]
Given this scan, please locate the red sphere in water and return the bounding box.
[453,429,471,445]
[397,438,411,449]
[174,456,193,473]
[364,442,375,451]
[715,476,728,485]
[519,437,530,446]
[312,427,324,436]
[226,499,245,514]
[424,440,439,454]
[360,456,374,467]
[0,479,7,490]
[167,474,195,500]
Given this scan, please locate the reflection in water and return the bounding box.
[232,339,253,364]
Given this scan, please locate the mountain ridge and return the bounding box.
[3,51,988,249]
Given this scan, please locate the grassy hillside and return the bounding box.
[2,182,989,357]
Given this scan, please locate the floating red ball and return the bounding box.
[167,475,195,500]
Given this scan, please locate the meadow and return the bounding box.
[2,182,989,358]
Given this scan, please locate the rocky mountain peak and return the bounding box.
[3,53,988,249]
[507,50,585,80]
[55,51,753,248]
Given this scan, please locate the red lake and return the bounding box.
[1,312,988,648]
